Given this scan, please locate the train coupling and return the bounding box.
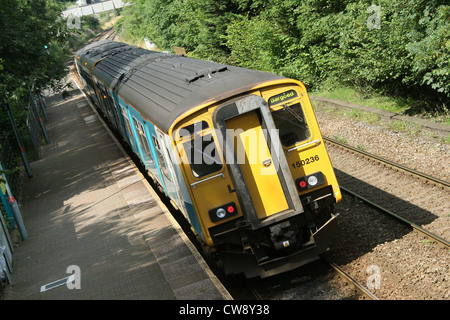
[270,220,299,251]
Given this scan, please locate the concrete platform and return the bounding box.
[1,76,231,300]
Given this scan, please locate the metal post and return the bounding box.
[0,189,15,229]
[2,97,33,178]
[27,83,49,144]
[38,93,49,121]
[0,163,28,240]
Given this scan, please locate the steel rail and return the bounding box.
[323,136,450,190]
[340,186,450,249]
[321,256,379,300]
[247,281,264,300]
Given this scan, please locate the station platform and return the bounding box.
[1,75,232,300]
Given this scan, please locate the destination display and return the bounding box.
[268,89,298,106]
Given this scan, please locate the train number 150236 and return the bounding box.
[291,155,319,169]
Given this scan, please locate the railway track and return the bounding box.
[340,186,450,250]
[321,135,449,299]
[323,136,449,190]
[103,28,117,40]
[85,27,116,45]
[324,135,449,247]
[241,256,380,300]
[324,135,449,242]
[322,257,379,300]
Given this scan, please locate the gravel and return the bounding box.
[224,102,448,301]
[312,103,449,300]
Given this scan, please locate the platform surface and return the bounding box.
[1,77,231,300]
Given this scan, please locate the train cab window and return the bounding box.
[272,102,311,147]
[179,121,209,138]
[179,122,222,178]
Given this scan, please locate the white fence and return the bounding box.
[62,0,128,18]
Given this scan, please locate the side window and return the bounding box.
[153,136,171,181]
[179,121,222,178]
[271,102,311,147]
[107,91,121,129]
[120,106,133,139]
[133,117,153,161]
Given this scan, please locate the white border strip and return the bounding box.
[40,275,75,293]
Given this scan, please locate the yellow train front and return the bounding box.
[75,40,341,278]
[171,82,341,278]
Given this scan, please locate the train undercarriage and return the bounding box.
[208,186,339,278]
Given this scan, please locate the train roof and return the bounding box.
[75,40,286,133]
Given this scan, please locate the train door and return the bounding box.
[155,130,183,206]
[214,95,303,228]
[225,111,289,219]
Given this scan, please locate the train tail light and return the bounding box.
[296,172,325,191]
[209,202,237,222]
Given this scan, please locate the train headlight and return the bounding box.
[216,208,226,219]
[209,203,238,223]
[296,172,325,191]
[307,175,318,186]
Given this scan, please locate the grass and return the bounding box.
[311,85,450,143]
[312,86,415,114]
[333,135,348,144]
[312,85,450,127]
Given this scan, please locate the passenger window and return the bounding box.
[180,121,222,178]
[120,106,134,139]
[153,136,171,180]
[133,118,153,161]
[271,102,311,147]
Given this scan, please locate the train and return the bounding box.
[74,40,341,278]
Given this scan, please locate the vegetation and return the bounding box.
[1,0,69,101]
[0,0,105,145]
[117,0,449,117]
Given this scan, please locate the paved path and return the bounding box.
[1,79,230,300]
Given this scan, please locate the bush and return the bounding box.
[119,0,450,112]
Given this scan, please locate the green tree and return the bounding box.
[0,0,69,96]
[0,0,71,137]
[117,0,449,111]
[117,0,246,61]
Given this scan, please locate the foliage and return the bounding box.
[116,0,247,61]
[117,0,449,114]
[0,0,91,141]
[407,4,450,97]
[0,0,70,97]
[226,16,290,73]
